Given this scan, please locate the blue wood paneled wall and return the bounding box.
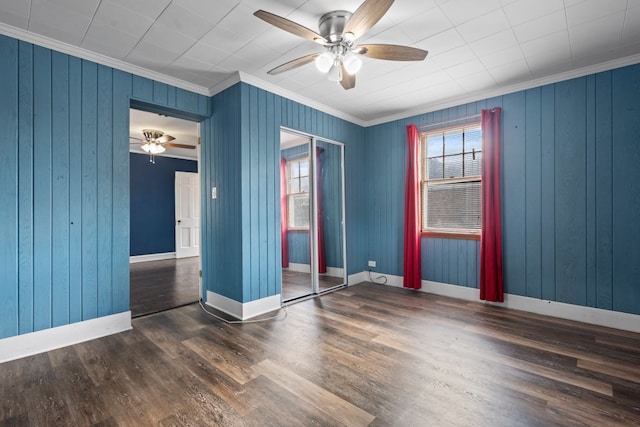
[130,153,198,256]
[0,34,209,339]
[201,83,364,304]
[364,63,640,316]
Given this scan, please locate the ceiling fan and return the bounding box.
[130,129,195,163]
[254,0,428,90]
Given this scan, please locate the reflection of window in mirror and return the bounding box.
[287,157,310,229]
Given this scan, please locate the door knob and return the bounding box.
[177,220,182,225]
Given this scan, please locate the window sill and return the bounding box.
[287,228,310,233]
[421,230,480,240]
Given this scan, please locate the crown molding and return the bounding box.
[3,22,639,129]
[364,53,640,127]
[0,23,210,96]
[231,72,368,127]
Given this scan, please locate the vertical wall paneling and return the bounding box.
[68,56,83,323]
[365,65,640,315]
[585,75,597,308]
[267,91,279,296]
[153,81,168,106]
[131,75,153,102]
[502,92,527,296]
[0,36,19,339]
[17,41,34,334]
[97,65,113,317]
[611,66,640,314]
[33,45,53,331]
[81,60,99,320]
[204,82,364,305]
[594,72,613,310]
[51,51,70,327]
[554,78,587,306]
[1,34,209,341]
[112,69,131,314]
[539,84,556,302]
[524,88,542,299]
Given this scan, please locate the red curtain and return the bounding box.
[316,147,327,274]
[403,124,422,289]
[280,158,289,268]
[480,108,504,302]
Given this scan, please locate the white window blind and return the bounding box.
[288,158,310,229]
[421,124,482,232]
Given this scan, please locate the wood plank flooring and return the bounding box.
[2,283,640,426]
[130,257,200,317]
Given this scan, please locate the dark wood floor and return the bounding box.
[2,283,639,426]
[130,257,200,317]
[281,269,345,301]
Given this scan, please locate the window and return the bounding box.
[421,123,482,238]
[287,157,310,229]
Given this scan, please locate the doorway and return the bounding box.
[280,129,347,302]
[129,108,201,317]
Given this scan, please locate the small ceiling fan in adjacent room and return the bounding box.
[130,129,195,163]
[254,0,428,90]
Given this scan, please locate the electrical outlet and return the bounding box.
[368,260,376,268]
[211,187,217,199]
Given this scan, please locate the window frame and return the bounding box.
[420,121,482,241]
[286,156,310,230]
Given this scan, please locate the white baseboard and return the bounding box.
[0,312,132,364]
[287,263,344,278]
[130,252,176,263]
[205,291,281,320]
[355,272,640,334]
[348,271,367,286]
[288,263,310,273]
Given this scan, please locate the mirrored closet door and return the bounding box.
[280,130,346,302]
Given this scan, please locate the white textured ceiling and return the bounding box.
[2,0,640,124]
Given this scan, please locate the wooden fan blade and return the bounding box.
[156,134,175,143]
[164,143,195,149]
[343,0,394,40]
[255,10,327,43]
[129,136,143,141]
[268,54,319,75]
[358,44,428,61]
[340,63,356,90]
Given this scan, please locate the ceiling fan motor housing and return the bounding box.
[319,11,352,43]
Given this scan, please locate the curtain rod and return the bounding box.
[417,113,481,131]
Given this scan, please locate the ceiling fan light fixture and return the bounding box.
[342,31,355,44]
[316,52,335,73]
[141,142,165,154]
[327,62,342,82]
[343,52,362,75]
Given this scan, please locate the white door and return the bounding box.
[175,171,200,258]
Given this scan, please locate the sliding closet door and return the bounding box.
[315,139,346,293]
[280,131,314,301]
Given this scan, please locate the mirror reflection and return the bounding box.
[280,131,345,302]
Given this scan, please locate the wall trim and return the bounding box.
[205,291,281,320]
[4,21,639,129]
[348,271,367,286]
[286,263,344,278]
[130,252,176,264]
[0,312,132,364]
[0,23,209,96]
[288,262,310,273]
[356,272,640,334]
